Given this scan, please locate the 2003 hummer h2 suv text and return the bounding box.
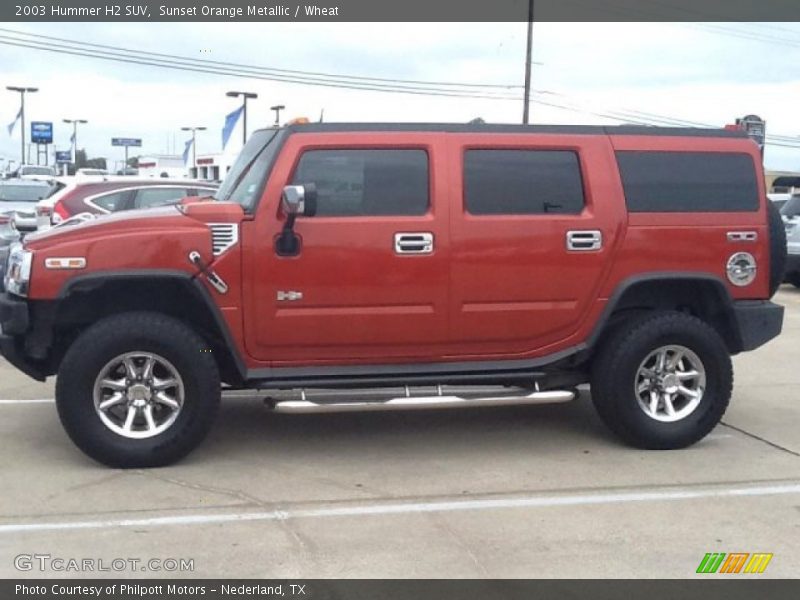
[0,123,787,467]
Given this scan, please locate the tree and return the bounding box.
[67,149,107,174]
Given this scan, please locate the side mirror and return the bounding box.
[276,183,317,257]
[281,184,317,217]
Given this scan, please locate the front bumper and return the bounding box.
[732,300,784,352]
[0,291,29,334]
[0,292,45,381]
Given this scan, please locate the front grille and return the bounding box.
[209,223,239,256]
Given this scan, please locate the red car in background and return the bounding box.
[35,177,218,230]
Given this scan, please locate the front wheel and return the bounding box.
[590,311,732,449]
[56,312,220,468]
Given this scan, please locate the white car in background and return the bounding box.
[0,179,58,247]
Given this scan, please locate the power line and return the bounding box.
[2,29,800,149]
[0,26,523,90]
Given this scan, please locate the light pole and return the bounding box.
[181,126,206,173]
[6,86,38,165]
[63,118,88,165]
[522,0,534,124]
[226,91,258,145]
[270,104,285,126]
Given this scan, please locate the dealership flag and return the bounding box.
[182,138,193,165]
[6,107,22,136]
[222,105,244,149]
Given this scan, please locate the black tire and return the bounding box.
[767,199,787,297]
[786,271,800,289]
[56,312,220,468]
[590,311,732,450]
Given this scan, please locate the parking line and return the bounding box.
[0,399,54,404]
[1,482,799,534]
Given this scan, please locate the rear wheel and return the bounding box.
[787,271,800,288]
[590,311,732,449]
[56,312,220,467]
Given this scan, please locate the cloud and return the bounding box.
[1,22,799,170]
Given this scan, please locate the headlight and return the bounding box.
[4,242,33,297]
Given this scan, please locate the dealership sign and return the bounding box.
[30,121,53,144]
[55,151,72,163]
[111,137,142,147]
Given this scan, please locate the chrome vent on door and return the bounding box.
[208,223,239,256]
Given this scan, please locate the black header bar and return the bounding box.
[4,0,800,22]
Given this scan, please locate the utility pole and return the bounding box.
[181,126,207,174]
[63,118,88,164]
[226,91,258,145]
[522,0,534,124]
[6,86,38,165]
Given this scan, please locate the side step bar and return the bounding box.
[268,387,575,414]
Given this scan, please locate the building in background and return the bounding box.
[190,152,236,182]
[136,154,187,178]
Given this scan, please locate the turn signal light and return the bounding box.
[44,257,87,270]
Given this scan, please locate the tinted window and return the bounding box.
[616,151,759,212]
[0,183,51,202]
[464,150,585,215]
[91,191,129,212]
[134,187,189,209]
[292,149,429,216]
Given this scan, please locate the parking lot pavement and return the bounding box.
[0,287,799,578]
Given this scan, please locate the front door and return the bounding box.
[243,133,450,365]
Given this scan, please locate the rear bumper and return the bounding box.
[732,300,784,352]
[785,253,800,276]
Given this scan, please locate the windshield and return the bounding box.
[781,195,800,218]
[214,129,281,210]
[0,183,52,202]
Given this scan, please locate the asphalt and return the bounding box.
[1,287,799,578]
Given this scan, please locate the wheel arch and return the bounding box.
[588,273,744,355]
[46,271,246,384]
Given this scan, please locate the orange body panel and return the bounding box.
[18,128,770,373]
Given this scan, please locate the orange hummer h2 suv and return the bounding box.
[0,123,787,467]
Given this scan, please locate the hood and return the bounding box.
[22,200,246,300]
[23,200,245,249]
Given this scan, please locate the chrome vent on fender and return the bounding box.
[208,223,239,256]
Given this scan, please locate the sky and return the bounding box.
[1,21,800,172]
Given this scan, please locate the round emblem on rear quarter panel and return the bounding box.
[726,252,757,286]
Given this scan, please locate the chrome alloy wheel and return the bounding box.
[93,352,185,439]
[634,345,706,423]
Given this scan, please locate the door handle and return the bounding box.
[566,230,603,251]
[394,232,434,254]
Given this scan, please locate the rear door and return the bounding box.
[243,132,450,364]
[447,134,622,356]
